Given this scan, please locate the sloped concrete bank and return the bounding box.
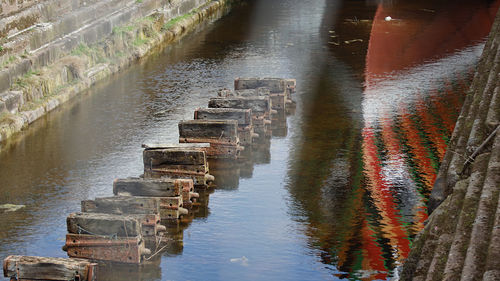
[0,0,231,147]
[400,8,500,281]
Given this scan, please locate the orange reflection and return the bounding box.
[358,0,499,278]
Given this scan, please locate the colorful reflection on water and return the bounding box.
[287,1,500,280]
[330,1,498,279]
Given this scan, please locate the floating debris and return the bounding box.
[328,42,340,46]
[0,204,25,212]
[230,256,249,266]
[344,39,363,44]
[420,8,435,13]
[385,16,392,21]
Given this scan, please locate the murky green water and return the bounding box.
[0,0,498,280]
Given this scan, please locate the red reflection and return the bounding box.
[358,0,499,278]
[366,1,500,77]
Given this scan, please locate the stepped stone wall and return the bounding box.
[0,0,231,147]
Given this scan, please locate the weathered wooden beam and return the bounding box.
[113,177,198,209]
[194,108,252,126]
[178,120,239,144]
[142,148,207,166]
[3,255,97,281]
[65,234,150,264]
[81,196,187,221]
[67,212,143,238]
[230,87,285,111]
[113,177,185,197]
[179,120,243,159]
[143,168,211,187]
[191,109,256,145]
[284,78,296,92]
[233,87,271,97]
[234,77,285,93]
[142,143,210,149]
[81,196,161,216]
[208,97,271,115]
[142,147,211,185]
[80,198,167,238]
[158,196,188,220]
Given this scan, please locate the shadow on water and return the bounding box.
[0,0,499,280]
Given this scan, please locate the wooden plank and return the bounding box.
[284,78,296,91]
[143,169,209,187]
[234,77,285,93]
[85,195,186,220]
[81,196,160,215]
[3,255,96,281]
[142,143,210,150]
[238,126,255,146]
[194,108,252,126]
[233,87,271,97]
[67,212,142,238]
[270,93,286,110]
[113,177,187,197]
[178,120,239,143]
[65,234,149,264]
[146,163,209,173]
[143,149,207,166]
[208,97,271,114]
[231,87,285,110]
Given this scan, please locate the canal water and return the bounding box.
[0,0,498,280]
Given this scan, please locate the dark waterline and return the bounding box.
[0,0,498,280]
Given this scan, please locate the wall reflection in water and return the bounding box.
[290,0,499,280]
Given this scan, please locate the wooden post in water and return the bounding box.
[142,146,213,188]
[178,119,243,159]
[208,96,273,137]
[64,212,151,264]
[3,256,97,281]
[194,107,257,146]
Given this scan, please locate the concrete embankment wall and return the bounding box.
[0,0,230,146]
[400,8,500,281]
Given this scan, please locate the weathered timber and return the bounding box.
[142,143,210,150]
[142,148,207,166]
[67,212,142,238]
[142,148,212,186]
[143,168,210,187]
[208,97,272,138]
[113,177,199,208]
[192,108,256,145]
[178,120,239,144]
[208,97,271,115]
[65,234,150,264]
[81,195,187,221]
[238,125,257,146]
[194,108,252,126]
[229,87,286,111]
[180,178,199,209]
[81,196,161,216]
[3,255,97,281]
[80,198,166,238]
[158,196,189,220]
[178,120,243,159]
[134,214,164,238]
[113,177,184,197]
[234,77,285,93]
[284,79,296,92]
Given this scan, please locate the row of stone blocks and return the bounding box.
[1,77,296,280]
